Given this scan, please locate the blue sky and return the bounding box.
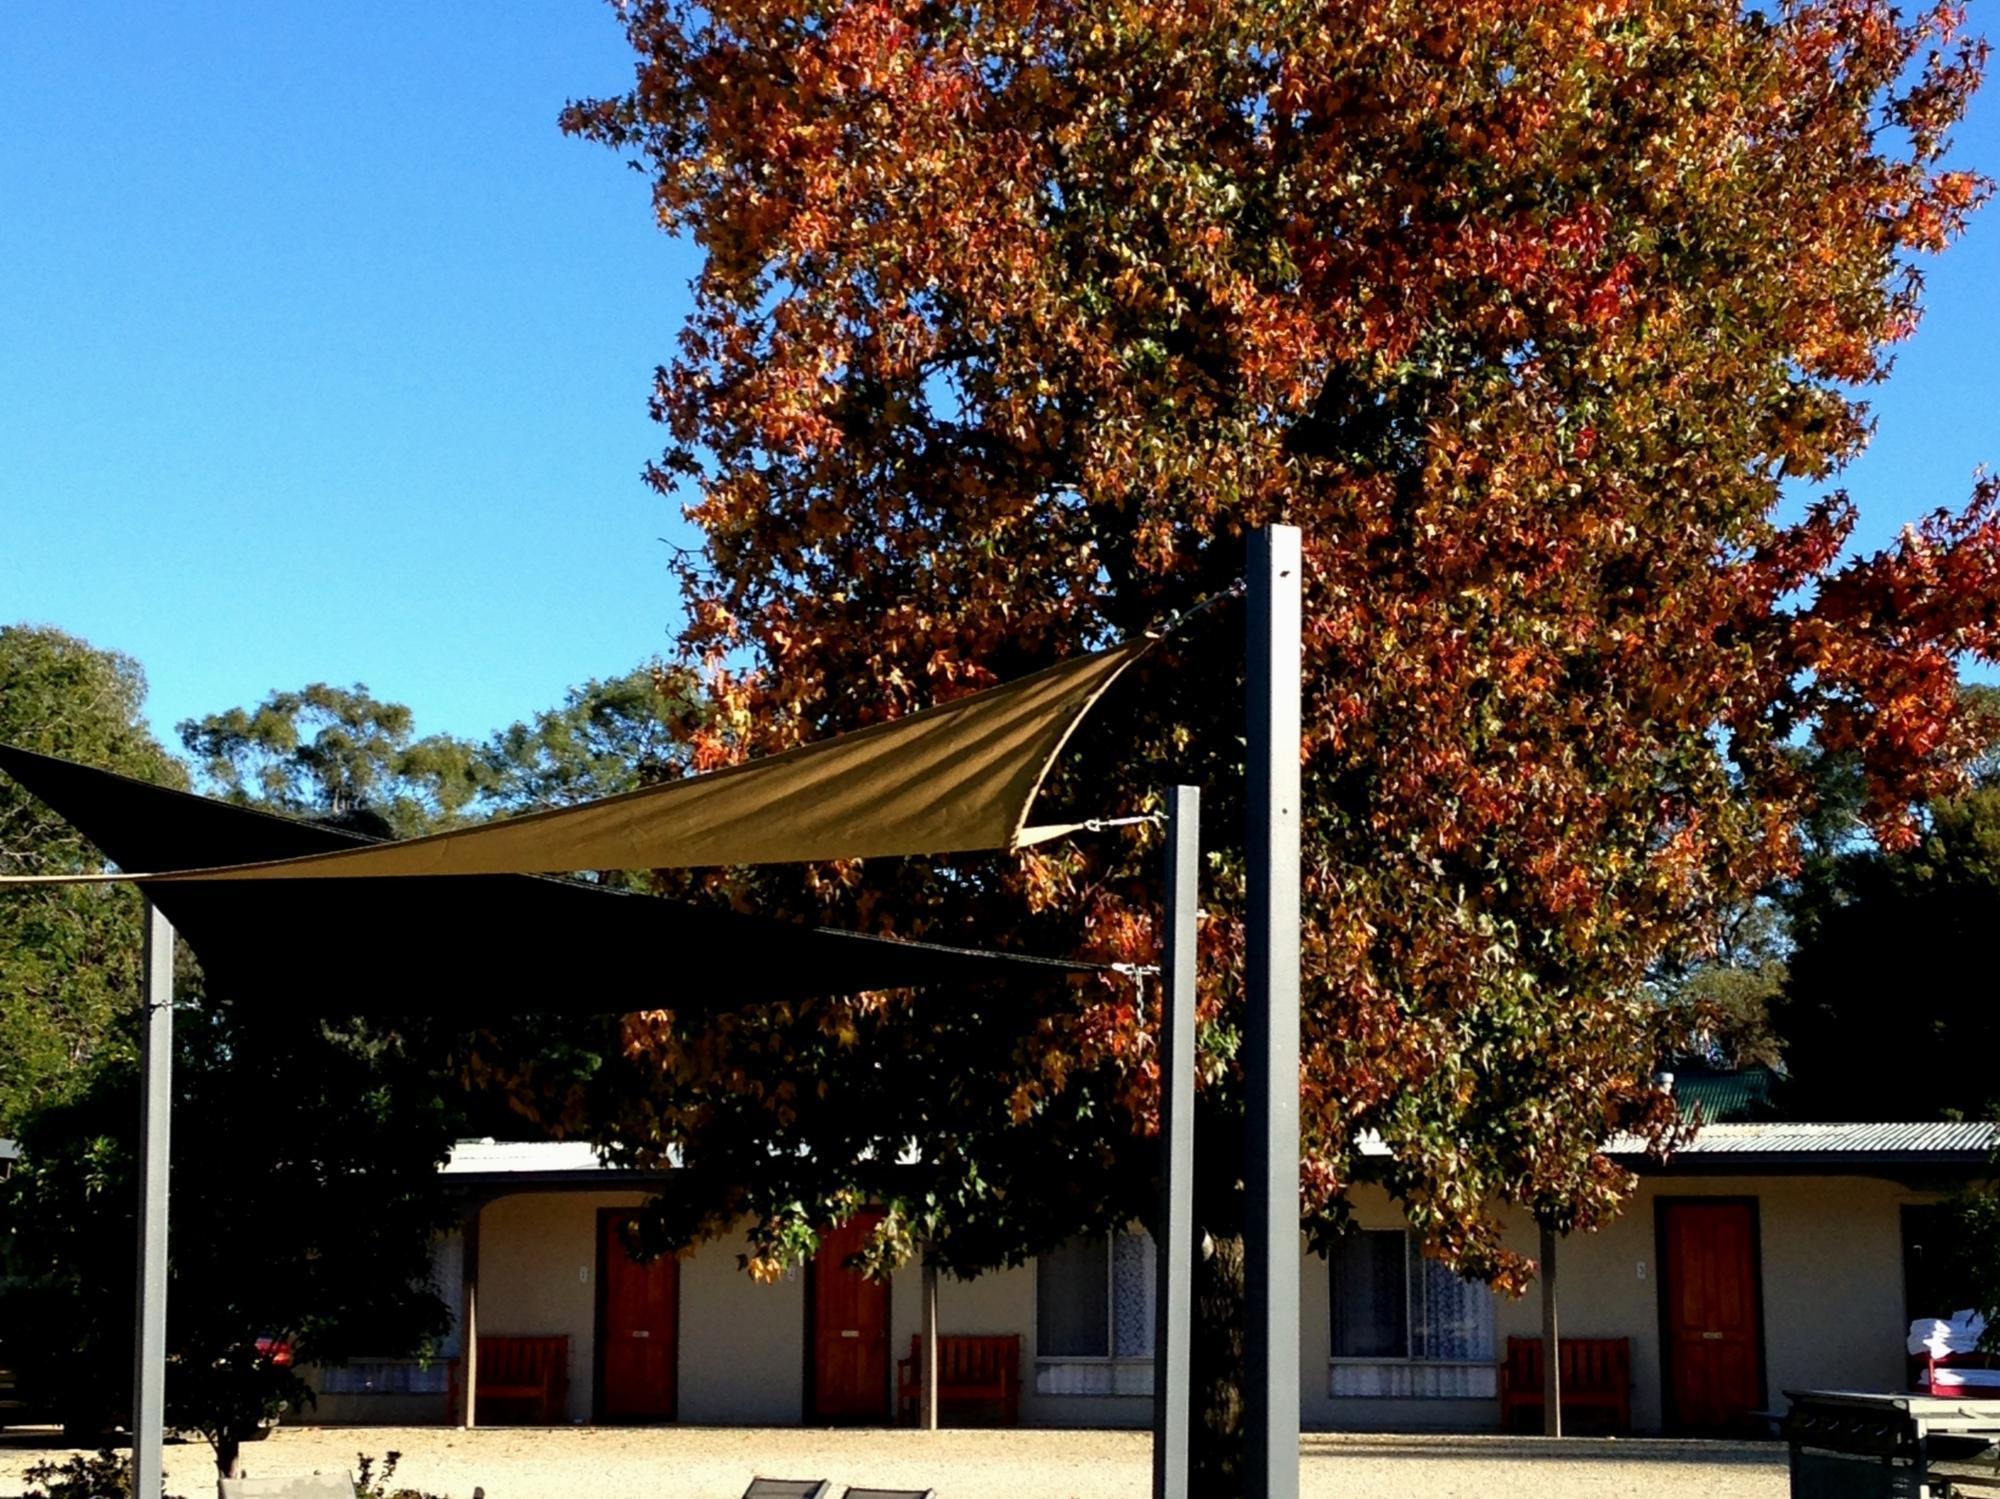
[2,4,1996,748]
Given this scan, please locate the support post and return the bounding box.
[131,903,173,1499]
[920,1256,940,1431]
[1151,786,1199,1499]
[1246,525,1302,1499]
[1540,1221,1562,1439]
[460,1205,481,1429]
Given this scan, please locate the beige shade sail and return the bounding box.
[126,634,1152,883]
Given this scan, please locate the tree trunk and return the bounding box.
[1189,1230,1247,1495]
[215,1430,244,1479]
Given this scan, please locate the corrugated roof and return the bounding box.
[443,1140,625,1176]
[1622,1122,1999,1156]
[1670,1066,1778,1123]
[1355,1121,1997,1163]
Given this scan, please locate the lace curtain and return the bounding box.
[1415,1250,1493,1363]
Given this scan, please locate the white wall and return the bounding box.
[476,1189,649,1422]
[677,1225,807,1425]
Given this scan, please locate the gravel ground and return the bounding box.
[0,1426,1789,1499]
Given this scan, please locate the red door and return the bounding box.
[598,1211,679,1422]
[810,1211,891,1422]
[1660,1200,1763,1433]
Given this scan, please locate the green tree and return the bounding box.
[3,660,711,1474]
[0,625,182,1132]
[7,670,482,1476]
[1653,899,1790,1073]
[0,993,458,1475]
[178,683,487,839]
[1776,775,2000,1121]
[480,663,705,814]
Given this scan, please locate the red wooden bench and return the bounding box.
[448,1334,569,1424]
[1500,1336,1632,1433]
[897,1334,1021,1426]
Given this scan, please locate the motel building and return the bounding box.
[301,1115,1995,1437]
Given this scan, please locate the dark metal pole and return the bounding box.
[1151,785,1199,1499]
[1540,1221,1562,1438]
[131,903,173,1498]
[1246,525,1302,1499]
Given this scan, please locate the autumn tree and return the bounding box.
[563,0,1995,1478]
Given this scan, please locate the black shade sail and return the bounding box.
[0,744,1094,1020]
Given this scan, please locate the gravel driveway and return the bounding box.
[0,1426,1789,1499]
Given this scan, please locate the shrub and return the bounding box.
[18,1450,181,1499]
[354,1451,460,1499]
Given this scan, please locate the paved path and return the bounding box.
[0,1426,1790,1499]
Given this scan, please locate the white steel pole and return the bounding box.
[1150,785,1199,1499]
[1245,526,1302,1499]
[131,902,173,1498]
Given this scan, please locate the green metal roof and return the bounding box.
[1672,1066,1778,1122]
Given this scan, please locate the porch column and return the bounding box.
[460,1202,481,1429]
[920,1257,940,1430]
[1539,1220,1561,1438]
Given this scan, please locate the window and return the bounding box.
[1904,1204,1974,1326]
[319,1360,449,1396]
[317,1231,463,1399]
[1329,1230,1496,1398]
[1034,1231,1155,1395]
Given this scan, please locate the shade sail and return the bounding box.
[133,635,1148,884]
[0,744,1094,1019]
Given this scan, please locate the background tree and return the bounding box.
[179,683,487,838]
[1775,690,2000,1121]
[0,994,458,1475]
[7,670,474,1476]
[565,0,1997,1481]
[2,656,706,1474]
[479,662,705,813]
[0,625,182,1132]
[1651,898,1790,1074]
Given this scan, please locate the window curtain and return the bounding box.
[1413,1251,1495,1363]
[1331,1230,1410,1358]
[1036,1236,1110,1357]
[1112,1232,1155,1359]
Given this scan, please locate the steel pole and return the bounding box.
[1245,525,1302,1499]
[1151,786,1199,1499]
[131,903,173,1498]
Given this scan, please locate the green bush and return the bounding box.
[18,1449,181,1499]
[353,1451,458,1499]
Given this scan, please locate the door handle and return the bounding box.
[1701,1331,1724,1340]
[632,1330,650,1339]
[839,1329,860,1339]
